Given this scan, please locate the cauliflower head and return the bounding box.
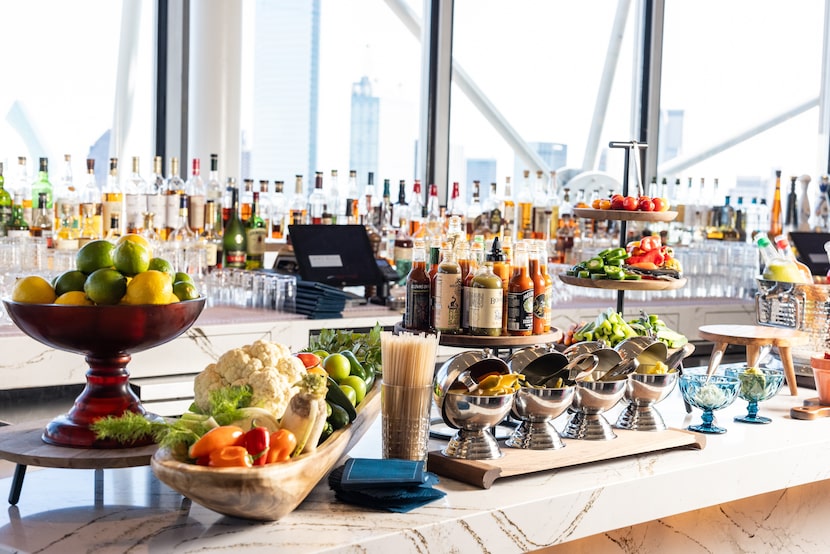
[194,339,307,419]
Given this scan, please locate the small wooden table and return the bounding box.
[698,324,810,396]
[0,420,157,505]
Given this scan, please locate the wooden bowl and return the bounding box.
[151,382,381,521]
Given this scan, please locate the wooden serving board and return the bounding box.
[427,428,705,489]
[558,274,687,291]
[0,420,157,469]
[573,208,678,222]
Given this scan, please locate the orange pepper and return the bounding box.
[266,429,297,464]
[188,425,245,460]
[208,445,253,468]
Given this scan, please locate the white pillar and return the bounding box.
[188,0,243,182]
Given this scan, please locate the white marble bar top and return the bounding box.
[1,377,829,553]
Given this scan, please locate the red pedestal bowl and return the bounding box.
[2,297,206,448]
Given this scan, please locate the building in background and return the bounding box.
[512,141,568,181]
[349,76,379,185]
[465,158,497,203]
[250,0,320,188]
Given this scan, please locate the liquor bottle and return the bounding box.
[446,181,463,222]
[148,156,167,238]
[755,233,804,283]
[139,213,161,247]
[31,192,54,248]
[409,179,424,237]
[55,202,79,251]
[78,202,100,246]
[488,236,510,335]
[774,234,812,283]
[245,191,267,270]
[529,242,546,334]
[392,179,410,230]
[257,180,271,234]
[548,170,561,240]
[6,193,30,238]
[362,172,378,227]
[206,154,223,230]
[470,251,504,337]
[124,156,147,234]
[329,169,343,224]
[102,157,126,236]
[200,200,222,271]
[516,169,533,239]
[309,172,326,225]
[531,170,549,239]
[81,158,103,239]
[270,180,287,239]
[31,157,53,213]
[432,244,462,334]
[105,213,122,242]
[393,227,414,286]
[499,176,515,239]
[378,179,394,259]
[461,240,482,333]
[16,157,32,225]
[734,197,748,243]
[403,239,431,331]
[165,157,185,237]
[289,175,307,226]
[784,175,798,233]
[769,170,783,238]
[222,181,247,269]
[0,163,11,236]
[465,180,482,239]
[322,202,333,226]
[485,182,501,237]
[344,170,360,225]
[53,154,78,236]
[427,237,441,282]
[240,178,255,222]
[168,194,196,251]
[507,241,533,336]
[186,158,206,234]
[424,183,441,239]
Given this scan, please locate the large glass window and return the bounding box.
[0,0,156,185]
[659,0,825,219]
[240,0,423,190]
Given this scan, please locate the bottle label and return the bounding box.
[462,285,472,330]
[432,274,461,331]
[124,194,145,232]
[507,288,533,331]
[469,287,503,331]
[204,242,218,267]
[394,246,413,261]
[224,250,246,269]
[404,282,431,330]
[246,227,267,255]
[165,194,180,228]
[189,194,206,230]
[533,292,546,320]
[146,195,167,229]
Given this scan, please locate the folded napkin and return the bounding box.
[328,458,446,513]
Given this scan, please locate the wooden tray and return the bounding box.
[558,274,687,291]
[573,208,678,222]
[152,381,381,521]
[0,420,157,469]
[427,427,704,489]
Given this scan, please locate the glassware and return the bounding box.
[725,367,784,424]
[679,373,740,434]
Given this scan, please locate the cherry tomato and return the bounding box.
[599,199,612,210]
[637,197,655,211]
[610,195,625,210]
[591,198,602,209]
[188,425,245,460]
[652,197,669,212]
[622,196,638,211]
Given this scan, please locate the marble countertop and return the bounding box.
[1,374,830,553]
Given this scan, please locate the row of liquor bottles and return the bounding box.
[401,225,555,337]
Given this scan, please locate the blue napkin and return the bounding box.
[328,459,446,513]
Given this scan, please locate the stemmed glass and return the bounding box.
[725,367,784,424]
[679,373,740,434]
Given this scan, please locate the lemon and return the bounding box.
[53,270,87,296]
[147,258,175,283]
[11,275,57,304]
[76,240,115,274]
[122,270,174,305]
[172,280,199,301]
[113,240,151,276]
[84,268,128,305]
[55,291,94,305]
[116,234,153,256]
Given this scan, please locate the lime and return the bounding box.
[84,268,127,305]
[113,240,151,276]
[53,270,87,296]
[55,291,93,305]
[11,275,57,304]
[174,272,194,284]
[147,258,175,282]
[172,280,199,301]
[338,384,357,406]
[76,240,115,274]
[323,353,351,382]
[116,234,153,256]
[121,270,174,305]
[340,375,367,404]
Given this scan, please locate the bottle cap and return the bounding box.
[487,236,506,262]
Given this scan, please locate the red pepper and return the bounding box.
[243,426,271,466]
[639,235,662,252]
[266,429,297,464]
[627,249,665,267]
[208,445,253,468]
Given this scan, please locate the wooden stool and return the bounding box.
[698,324,810,396]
